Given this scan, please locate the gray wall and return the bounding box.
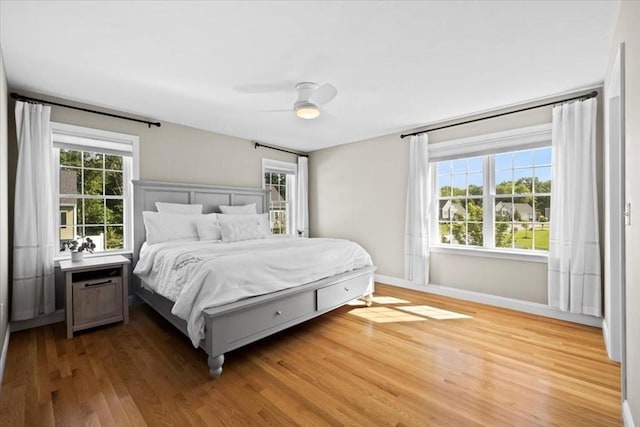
[607,0,640,422]
[0,47,9,374]
[310,92,602,305]
[6,91,297,312]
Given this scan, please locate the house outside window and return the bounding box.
[262,159,297,235]
[430,124,552,253]
[52,123,139,255]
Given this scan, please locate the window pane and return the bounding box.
[451,221,466,245]
[439,222,452,244]
[513,169,533,194]
[84,198,105,224]
[76,199,84,226]
[534,147,552,165]
[533,195,548,221]
[105,171,123,195]
[467,173,483,195]
[533,224,550,250]
[452,159,466,173]
[440,199,456,221]
[84,227,104,251]
[514,222,533,249]
[535,167,552,193]
[106,226,124,250]
[452,175,466,195]
[105,155,123,171]
[495,222,513,248]
[59,203,76,243]
[60,168,80,194]
[84,169,104,195]
[495,171,513,195]
[495,153,512,170]
[438,161,451,175]
[83,151,104,169]
[438,175,452,197]
[60,149,81,167]
[514,150,533,167]
[468,157,482,173]
[106,199,124,224]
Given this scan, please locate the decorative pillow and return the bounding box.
[156,202,203,215]
[218,213,271,242]
[219,203,257,215]
[195,215,222,241]
[143,212,215,245]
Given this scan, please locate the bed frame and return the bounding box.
[132,180,375,378]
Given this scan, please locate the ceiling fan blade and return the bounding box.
[309,83,337,106]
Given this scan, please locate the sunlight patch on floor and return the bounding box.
[349,307,426,323]
[397,305,472,320]
[370,296,411,304]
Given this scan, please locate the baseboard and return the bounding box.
[10,309,65,332]
[375,274,602,327]
[0,324,10,393]
[624,400,636,427]
[375,274,423,289]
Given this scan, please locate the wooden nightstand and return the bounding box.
[60,255,131,339]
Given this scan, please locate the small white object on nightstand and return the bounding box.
[60,255,131,339]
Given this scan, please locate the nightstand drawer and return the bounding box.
[72,277,123,328]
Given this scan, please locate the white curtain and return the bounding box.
[548,98,601,316]
[404,134,430,284]
[296,156,309,237]
[12,101,56,321]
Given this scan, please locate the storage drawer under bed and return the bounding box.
[316,274,371,311]
[226,290,316,344]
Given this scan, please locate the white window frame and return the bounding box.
[429,124,552,262]
[262,158,297,235]
[52,122,139,259]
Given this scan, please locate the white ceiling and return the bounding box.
[0,1,620,152]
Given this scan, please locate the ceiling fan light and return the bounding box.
[295,103,320,119]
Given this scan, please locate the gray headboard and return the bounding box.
[132,180,269,265]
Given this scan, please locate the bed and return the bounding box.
[132,180,376,378]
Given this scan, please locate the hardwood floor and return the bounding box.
[1,284,621,426]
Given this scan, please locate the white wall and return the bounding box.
[0,46,9,382]
[310,92,602,305]
[606,1,640,424]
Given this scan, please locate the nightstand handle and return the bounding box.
[84,280,112,287]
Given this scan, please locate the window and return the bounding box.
[431,124,552,253]
[53,123,139,255]
[494,148,551,250]
[262,159,297,235]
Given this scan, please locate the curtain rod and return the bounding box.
[10,92,162,128]
[254,141,309,157]
[400,90,598,139]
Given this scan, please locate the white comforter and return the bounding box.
[134,237,373,346]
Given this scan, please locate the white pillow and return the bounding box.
[156,202,203,215]
[195,215,222,241]
[143,212,215,245]
[219,203,257,215]
[218,213,271,242]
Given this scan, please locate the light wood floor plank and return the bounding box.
[1,284,622,426]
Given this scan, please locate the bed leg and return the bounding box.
[207,354,225,378]
[363,293,373,307]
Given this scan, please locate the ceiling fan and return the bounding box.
[287,82,338,119]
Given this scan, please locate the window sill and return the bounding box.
[429,245,548,263]
[54,250,133,267]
